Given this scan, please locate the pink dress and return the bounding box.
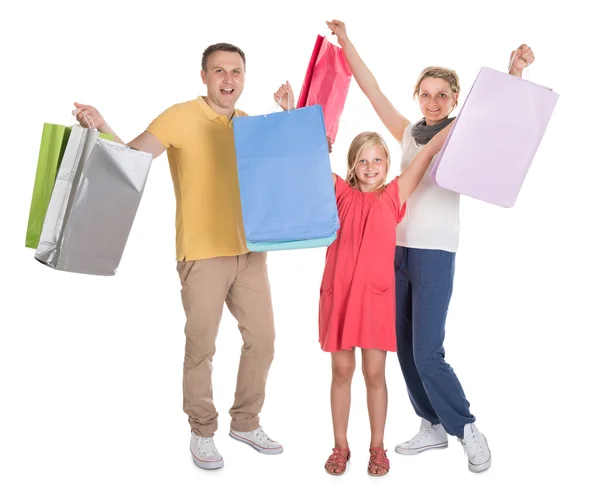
[319,175,406,352]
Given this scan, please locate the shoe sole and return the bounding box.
[191,454,224,470]
[367,468,389,477]
[229,431,284,455]
[395,441,449,455]
[469,456,492,473]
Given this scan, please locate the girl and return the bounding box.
[325,19,535,473]
[322,130,450,477]
[278,79,452,476]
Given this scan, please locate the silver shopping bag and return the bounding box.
[35,125,152,276]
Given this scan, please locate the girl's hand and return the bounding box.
[426,122,453,156]
[274,81,295,110]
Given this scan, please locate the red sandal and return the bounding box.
[368,447,389,477]
[325,447,351,476]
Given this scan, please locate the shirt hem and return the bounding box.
[177,247,250,262]
[395,241,458,253]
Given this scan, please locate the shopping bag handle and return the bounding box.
[263,89,293,117]
[320,31,341,47]
[70,108,96,129]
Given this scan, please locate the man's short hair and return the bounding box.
[201,43,246,71]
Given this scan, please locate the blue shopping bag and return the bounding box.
[233,105,339,248]
[245,233,337,252]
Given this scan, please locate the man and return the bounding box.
[74,43,294,470]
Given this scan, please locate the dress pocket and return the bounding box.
[319,288,333,315]
[318,289,333,339]
[365,285,389,327]
[367,284,388,296]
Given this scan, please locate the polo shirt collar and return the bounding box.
[196,96,241,123]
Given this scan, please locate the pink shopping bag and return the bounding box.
[431,67,559,207]
[296,35,352,143]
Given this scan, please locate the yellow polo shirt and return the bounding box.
[147,97,249,261]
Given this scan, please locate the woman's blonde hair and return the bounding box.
[413,66,461,110]
[346,132,390,193]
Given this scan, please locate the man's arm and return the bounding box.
[73,102,166,158]
[127,131,166,158]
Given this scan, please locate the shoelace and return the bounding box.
[254,428,274,446]
[198,438,220,457]
[408,428,433,445]
[459,432,484,457]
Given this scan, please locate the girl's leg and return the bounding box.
[325,349,355,474]
[362,348,389,476]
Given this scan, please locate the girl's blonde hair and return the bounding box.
[346,132,390,194]
[413,66,461,110]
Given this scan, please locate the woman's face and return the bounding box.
[418,77,458,125]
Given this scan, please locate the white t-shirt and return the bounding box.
[396,123,460,252]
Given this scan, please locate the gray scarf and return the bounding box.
[411,117,455,146]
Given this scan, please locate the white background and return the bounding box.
[1,0,598,495]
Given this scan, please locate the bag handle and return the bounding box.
[70,108,96,129]
[263,85,293,117]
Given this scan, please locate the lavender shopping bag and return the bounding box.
[431,67,559,207]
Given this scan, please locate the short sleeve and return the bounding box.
[334,174,351,200]
[400,123,414,152]
[146,104,183,149]
[384,177,406,223]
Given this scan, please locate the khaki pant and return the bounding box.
[176,252,275,437]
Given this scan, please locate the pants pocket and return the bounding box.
[177,260,195,286]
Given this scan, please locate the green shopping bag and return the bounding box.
[25,124,113,248]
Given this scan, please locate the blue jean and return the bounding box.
[394,246,475,438]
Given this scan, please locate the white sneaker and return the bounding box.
[229,427,283,454]
[459,423,491,473]
[190,433,224,470]
[395,419,449,455]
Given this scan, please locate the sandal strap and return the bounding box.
[327,448,350,460]
[369,447,390,470]
[326,447,350,466]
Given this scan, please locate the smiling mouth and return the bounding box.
[365,172,378,178]
[221,88,234,94]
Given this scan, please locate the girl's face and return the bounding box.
[355,144,388,192]
[418,77,457,125]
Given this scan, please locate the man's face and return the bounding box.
[201,50,245,112]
